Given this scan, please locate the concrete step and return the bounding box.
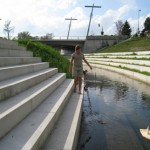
[0,57,41,67]
[0,78,74,150]
[85,51,150,56]
[85,55,150,59]
[87,63,150,85]
[0,39,18,46]
[86,58,150,66]
[42,88,83,150]
[0,49,33,57]
[0,68,58,101]
[87,60,150,73]
[0,45,26,51]
[0,73,66,139]
[0,62,49,81]
[0,39,26,51]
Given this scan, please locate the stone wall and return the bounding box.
[83,35,128,53]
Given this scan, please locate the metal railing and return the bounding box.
[34,36,86,41]
[52,36,86,40]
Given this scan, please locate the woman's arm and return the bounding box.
[83,56,92,70]
[69,56,74,75]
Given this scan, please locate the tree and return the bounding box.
[18,31,32,40]
[115,20,124,36]
[3,20,14,40]
[140,17,150,37]
[121,20,131,37]
[40,33,54,40]
[144,17,150,32]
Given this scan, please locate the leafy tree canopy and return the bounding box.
[18,31,32,40]
[121,20,131,37]
[144,17,150,32]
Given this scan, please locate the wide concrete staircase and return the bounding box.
[0,38,83,150]
[85,51,150,84]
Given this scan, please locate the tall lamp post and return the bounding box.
[98,23,100,35]
[0,19,2,36]
[65,17,77,40]
[138,9,141,34]
[85,4,101,37]
[132,27,134,35]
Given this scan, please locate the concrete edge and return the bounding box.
[0,68,58,101]
[84,51,150,56]
[87,60,150,73]
[0,62,49,82]
[22,80,74,150]
[86,58,150,67]
[87,64,150,85]
[0,74,66,139]
[63,84,84,150]
[85,55,150,59]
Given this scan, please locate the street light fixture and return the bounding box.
[0,18,1,31]
[138,9,141,34]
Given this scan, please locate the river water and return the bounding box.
[78,68,150,150]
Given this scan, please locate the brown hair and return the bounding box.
[75,45,81,50]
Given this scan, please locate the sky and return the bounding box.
[0,0,150,39]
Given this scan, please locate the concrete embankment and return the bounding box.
[84,51,150,85]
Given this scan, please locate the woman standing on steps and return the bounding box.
[69,45,92,94]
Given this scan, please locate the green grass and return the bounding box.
[117,66,150,76]
[18,39,71,78]
[97,37,150,53]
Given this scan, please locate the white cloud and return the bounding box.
[91,3,137,35]
[0,0,78,36]
[65,7,88,28]
[0,0,149,37]
[128,13,150,34]
[55,0,77,9]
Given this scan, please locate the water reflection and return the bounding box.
[78,68,150,150]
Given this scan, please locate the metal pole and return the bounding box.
[0,19,2,36]
[67,18,72,40]
[132,27,134,35]
[85,4,101,37]
[86,4,94,37]
[65,17,77,40]
[98,23,100,35]
[138,9,141,34]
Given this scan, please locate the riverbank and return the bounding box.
[84,50,150,86]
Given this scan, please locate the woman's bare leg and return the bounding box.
[78,77,82,94]
[74,76,78,92]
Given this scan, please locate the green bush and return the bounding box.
[18,39,71,78]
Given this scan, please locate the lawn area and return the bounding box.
[97,37,150,53]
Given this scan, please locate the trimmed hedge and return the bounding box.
[18,39,71,78]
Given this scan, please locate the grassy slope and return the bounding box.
[97,37,150,53]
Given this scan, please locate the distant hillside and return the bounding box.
[97,37,150,53]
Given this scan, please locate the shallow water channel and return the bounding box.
[78,68,150,150]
